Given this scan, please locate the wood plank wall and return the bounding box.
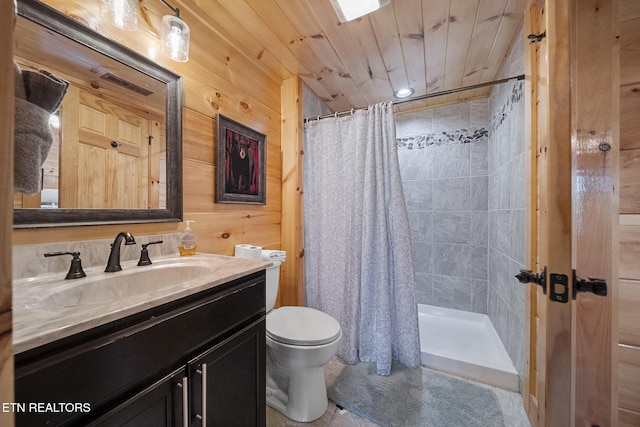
[11,1,301,302]
[572,0,618,424]
[618,0,640,425]
[1,2,15,425]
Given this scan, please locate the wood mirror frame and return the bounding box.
[13,0,183,228]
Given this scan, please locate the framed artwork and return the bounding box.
[215,114,266,204]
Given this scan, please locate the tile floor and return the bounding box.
[266,365,531,427]
[267,401,379,427]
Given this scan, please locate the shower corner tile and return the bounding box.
[432,275,454,309]
[471,211,488,245]
[414,273,433,305]
[471,279,488,314]
[432,211,471,244]
[404,180,433,211]
[471,245,488,280]
[452,277,472,311]
[487,286,499,324]
[470,140,489,176]
[408,211,433,243]
[411,242,433,274]
[433,178,471,211]
[432,243,471,278]
[471,176,488,211]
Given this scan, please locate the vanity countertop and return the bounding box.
[13,253,271,354]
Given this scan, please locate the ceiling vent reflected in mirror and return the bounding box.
[100,72,155,96]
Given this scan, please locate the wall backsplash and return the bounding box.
[13,233,182,281]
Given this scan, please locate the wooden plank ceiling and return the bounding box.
[40,0,529,113]
[183,0,529,113]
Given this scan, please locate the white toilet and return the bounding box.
[264,261,342,422]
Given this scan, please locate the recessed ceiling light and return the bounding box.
[330,0,391,23]
[394,87,415,99]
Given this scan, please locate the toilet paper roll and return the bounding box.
[261,250,286,261]
[234,244,262,260]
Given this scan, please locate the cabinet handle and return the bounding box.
[201,363,207,427]
[196,365,208,426]
[176,377,188,427]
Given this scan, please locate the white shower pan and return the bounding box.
[418,304,519,392]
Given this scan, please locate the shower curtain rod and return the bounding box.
[304,74,525,123]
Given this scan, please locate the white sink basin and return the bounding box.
[14,256,221,311]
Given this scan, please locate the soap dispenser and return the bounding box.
[178,220,197,256]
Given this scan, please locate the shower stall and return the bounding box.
[301,29,527,392]
[396,61,526,392]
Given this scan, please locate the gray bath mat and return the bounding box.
[326,359,505,427]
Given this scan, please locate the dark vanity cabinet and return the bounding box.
[90,367,187,426]
[187,321,265,426]
[14,271,266,427]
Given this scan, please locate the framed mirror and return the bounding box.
[13,0,182,228]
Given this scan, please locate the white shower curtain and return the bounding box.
[304,102,420,376]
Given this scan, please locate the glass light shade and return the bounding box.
[161,15,190,62]
[100,0,138,31]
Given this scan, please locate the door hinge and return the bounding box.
[515,266,547,294]
[528,31,546,44]
[573,270,607,299]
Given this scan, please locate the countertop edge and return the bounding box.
[13,253,272,354]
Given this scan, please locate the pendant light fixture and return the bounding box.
[100,0,190,62]
[99,0,138,31]
[330,0,390,23]
[160,0,190,62]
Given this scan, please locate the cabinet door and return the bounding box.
[88,368,187,427]
[189,319,265,427]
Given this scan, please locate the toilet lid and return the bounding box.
[266,306,341,346]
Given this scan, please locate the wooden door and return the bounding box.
[0,2,15,427]
[59,85,151,209]
[524,0,618,426]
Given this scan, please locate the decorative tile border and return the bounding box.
[396,127,489,150]
[396,79,523,151]
[490,80,524,133]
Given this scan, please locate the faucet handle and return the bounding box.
[137,240,164,266]
[44,251,87,280]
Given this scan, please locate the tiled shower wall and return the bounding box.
[397,28,526,381]
[396,100,490,313]
[487,29,526,379]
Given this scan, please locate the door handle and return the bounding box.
[573,271,607,299]
[176,376,188,426]
[515,267,547,294]
[195,364,207,426]
[516,267,570,303]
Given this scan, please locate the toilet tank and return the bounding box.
[265,261,281,312]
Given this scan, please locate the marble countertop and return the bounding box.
[13,253,271,354]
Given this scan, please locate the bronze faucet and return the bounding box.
[105,232,136,272]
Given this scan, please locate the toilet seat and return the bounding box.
[266,306,341,346]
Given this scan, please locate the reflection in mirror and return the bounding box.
[13,0,182,228]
